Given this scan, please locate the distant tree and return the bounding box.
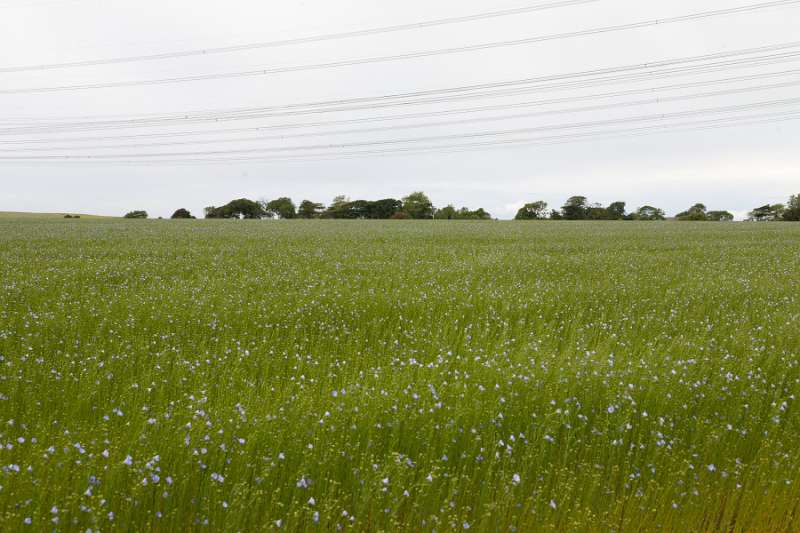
[435,205,491,220]
[324,198,404,219]
[402,191,435,219]
[264,197,296,219]
[748,204,784,221]
[633,205,666,221]
[390,211,410,219]
[605,201,627,220]
[171,208,194,219]
[783,194,800,221]
[455,207,474,219]
[298,200,325,219]
[676,203,708,221]
[330,195,349,208]
[561,196,590,220]
[124,210,148,219]
[577,200,626,220]
[471,207,492,220]
[549,209,563,220]
[324,195,352,219]
[706,210,734,222]
[435,205,457,220]
[204,199,264,219]
[231,199,265,219]
[63,214,73,219]
[368,198,403,219]
[586,203,608,220]
[347,200,372,219]
[514,201,549,220]
[459,207,491,219]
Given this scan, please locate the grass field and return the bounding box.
[1,218,799,531]
[0,211,111,220]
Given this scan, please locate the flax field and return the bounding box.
[1,218,799,532]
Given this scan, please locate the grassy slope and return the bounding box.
[0,219,798,531]
[0,211,112,219]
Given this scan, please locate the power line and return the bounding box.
[181,112,800,163]
[0,0,601,72]
[5,78,799,152]
[5,110,798,165]
[2,54,798,141]
[3,1,799,94]
[224,111,800,163]
[3,68,798,145]
[3,41,799,135]
[4,40,798,123]
[4,97,797,160]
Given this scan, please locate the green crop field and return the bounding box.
[1,218,799,531]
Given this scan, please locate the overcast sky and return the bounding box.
[1,0,798,219]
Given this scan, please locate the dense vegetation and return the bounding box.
[123,210,148,219]
[203,192,445,220]
[128,192,800,222]
[1,219,799,531]
[748,194,800,221]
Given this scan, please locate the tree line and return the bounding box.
[121,192,800,221]
[747,196,800,221]
[200,192,491,220]
[515,197,738,221]
[515,194,799,221]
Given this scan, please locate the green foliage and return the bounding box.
[402,191,435,219]
[323,197,403,219]
[745,193,799,221]
[323,195,352,219]
[298,200,325,219]
[435,205,492,220]
[264,197,297,219]
[676,203,709,221]
[434,204,458,220]
[170,208,195,219]
[514,201,549,220]
[466,207,491,220]
[748,204,784,222]
[205,199,264,219]
[784,194,800,221]
[367,198,404,219]
[676,204,733,222]
[586,204,608,220]
[556,197,628,220]
[123,210,148,219]
[605,201,627,220]
[560,195,590,220]
[1,220,800,531]
[633,205,667,221]
[706,210,734,222]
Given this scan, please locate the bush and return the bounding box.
[171,208,195,219]
[204,199,264,219]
